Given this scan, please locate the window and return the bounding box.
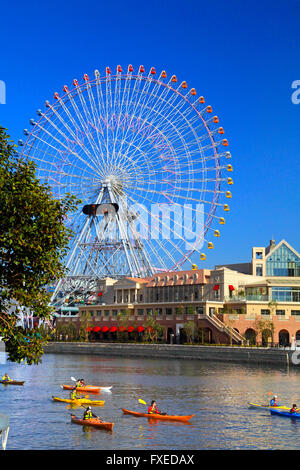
[196,307,204,315]
[291,310,300,316]
[112,310,118,316]
[266,244,300,277]
[276,310,285,316]
[256,252,263,259]
[256,264,263,276]
[139,294,143,302]
[104,310,110,317]
[97,310,102,317]
[272,287,300,302]
[261,309,270,315]
[166,308,172,315]
[147,309,153,315]
[138,309,144,316]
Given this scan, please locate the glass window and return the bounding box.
[104,310,110,317]
[276,310,285,315]
[266,244,300,276]
[97,310,102,317]
[261,309,270,315]
[112,310,118,316]
[138,309,144,316]
[291,310,300,316]
[166,308,172,315]
[256,264,263,276]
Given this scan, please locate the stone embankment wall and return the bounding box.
[44,342,297,367]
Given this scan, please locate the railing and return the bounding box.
[198,314,246,344]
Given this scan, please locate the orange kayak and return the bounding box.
[71,415,114,431]
[122,408,195,422]
[62,384,101,393]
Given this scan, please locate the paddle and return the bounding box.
[138,399,166,415]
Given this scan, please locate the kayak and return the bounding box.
[248,402,290,410]
[62,384,112,393]
[71,415,114,431]
[122,408,195,422]
[270,409,300,419]
[0,380,24,385]
[52,396,105,406]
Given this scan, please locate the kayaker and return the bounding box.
[2,373,11,382]
[290,404,298,414]
[270,395,279,407]
[83,406,93,420]
[76,379,85,388]
[70,387,81,400]
[148,400,166,415]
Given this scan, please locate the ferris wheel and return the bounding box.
[19,64,233,307]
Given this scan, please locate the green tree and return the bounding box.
[0,127,79,364]
[143,314,164,343]
[183,321,196,344]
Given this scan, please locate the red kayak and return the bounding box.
[122,408,195,422]
[71,415,114,431]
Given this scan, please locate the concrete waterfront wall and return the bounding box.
[44,342,298,367]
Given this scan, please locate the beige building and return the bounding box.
[57,238,300,346]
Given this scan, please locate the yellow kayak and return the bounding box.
[248,402,290,410]
[52,396,105,406]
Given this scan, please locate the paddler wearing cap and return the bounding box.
[270,395,280,407]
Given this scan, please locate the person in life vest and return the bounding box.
[76,379,85,388]
[70,387,81,400]
[83,406,93,420]
[290,404,298,414]
[270,395,279,407]
[148,400,166,415]
[2,373,11,382]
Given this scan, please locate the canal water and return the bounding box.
[1,353,300,450]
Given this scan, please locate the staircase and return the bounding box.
[198,314,246,345]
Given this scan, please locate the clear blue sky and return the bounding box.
[1,0,300,268]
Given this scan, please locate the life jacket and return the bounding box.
[84,411,92,420]
[148,406,159,414]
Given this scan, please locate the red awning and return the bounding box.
[128,326,135,333]
[110,326,117,333]
[86,327,93,332]
[102,326,109,333]
[93,326,101,332]
[213,284,220,291]
[137,326,145,333]
[229,285,235,291]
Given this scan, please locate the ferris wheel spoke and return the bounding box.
[43,100,103,172]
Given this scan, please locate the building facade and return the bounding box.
[57,239,300,346]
